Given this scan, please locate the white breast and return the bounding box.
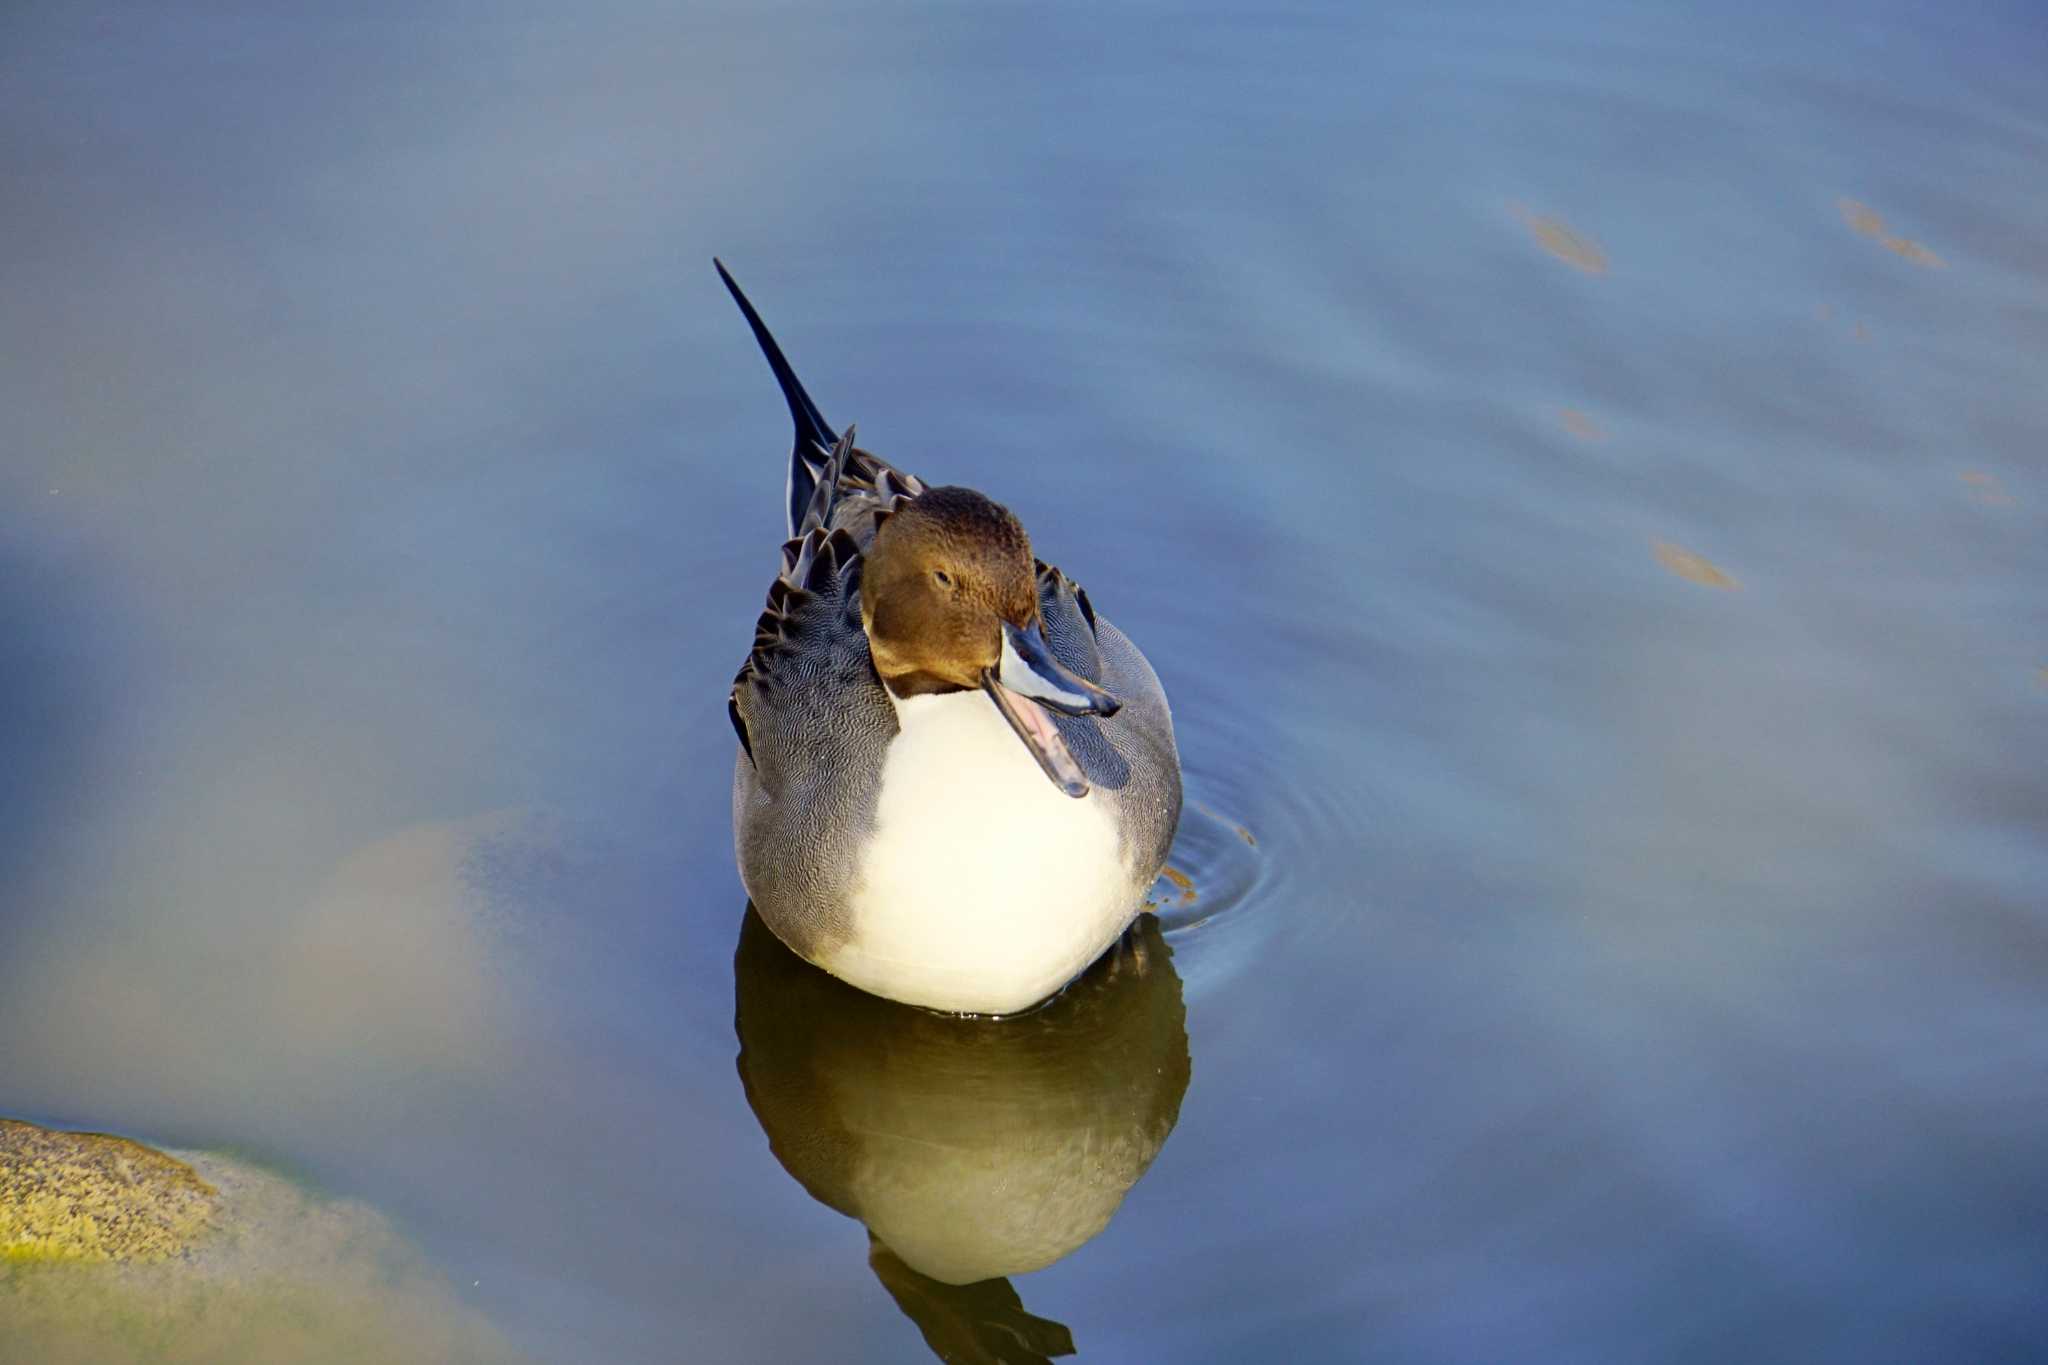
[828,689,1136,1014]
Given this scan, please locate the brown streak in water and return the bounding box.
[1511,204,1608,275]
[1839,198,1886,237]
[1160,865,1198,905]
[1560,408,1605,441]
[1838,197,1948,269]
[1188,799,1257,847]
[1961,471,2014,507]
[1883,237,1945,268]
[1653,541,1738,590]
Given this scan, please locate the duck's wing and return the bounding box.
[823,445,925,535]
[728,433,880,787]
[1031,558,1180,864]
[728,529,874,791]
[716,263,940,783]
[1034,559,1105,684]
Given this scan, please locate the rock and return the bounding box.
[1,1117,529,1364]
[0,1119,216,1263]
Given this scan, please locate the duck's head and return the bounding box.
[861,486,1121,798]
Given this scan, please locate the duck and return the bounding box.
[717,260,1182,1015]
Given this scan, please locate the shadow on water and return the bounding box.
[734,909,1189,1364]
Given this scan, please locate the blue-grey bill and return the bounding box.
[982,669,1091,798]
[998,621,1121,718]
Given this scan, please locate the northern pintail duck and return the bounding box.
[718,261,1182,1014]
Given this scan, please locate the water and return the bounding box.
[4,2,2045,1360]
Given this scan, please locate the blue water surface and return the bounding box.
[3,2,2045,1361]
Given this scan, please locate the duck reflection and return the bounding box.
[734,908,1190,1364]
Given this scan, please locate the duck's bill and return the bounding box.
[981,623,1121,800]
[982,670,1091,798]
[998,621,1121,718]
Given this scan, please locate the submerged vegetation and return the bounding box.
[2,1118,527,1364]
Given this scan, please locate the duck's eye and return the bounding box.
[933,569,954,589]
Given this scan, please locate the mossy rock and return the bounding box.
[1,1119,217,1263]
[1,1118,528,1364]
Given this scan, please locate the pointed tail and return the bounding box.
[715,259,840,537]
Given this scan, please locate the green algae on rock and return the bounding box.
[1,1118,530,1365]
[1,1119,217,1263]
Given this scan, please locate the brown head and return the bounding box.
[860,485,1120,796]
[861,487,1038,693]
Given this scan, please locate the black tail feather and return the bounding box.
[715,259,839,537]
